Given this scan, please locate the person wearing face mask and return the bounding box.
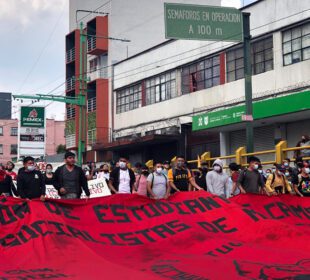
[109,157,135,194]
[265,165,293,195]
[17,156,46,201]
[162,161,171,176]
[147,162,170,199]
[206,159,230,198]
[295,135,310,158]
[195,161,208,191]
[237,156,265,194]
[294,163,310,197]
[97,164,110,184]
[44,164,55,185]
[5,161,17,181]
[134,165,149,197]
[265,169,272,178]
[168,156,203,193]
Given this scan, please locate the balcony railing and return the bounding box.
[87,129,96,145]
[66,77,75,91]
[87,36,96,52]
[66,107,76,119]
[87,98,97,112]
[66,47,75,63]
[66,134,76,149]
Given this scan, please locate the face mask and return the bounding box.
[156,168,163,174]
[177,161,184,168]
[258,170,263,174]
[119,162,126,169]
[285,172,290,177]
[284,163,289,167]
[272,168,276,172]
[213,166,221,172]
[46,169,52,174]
[305,168,310,174]
[253,164,259,170]
[27,165,35,172]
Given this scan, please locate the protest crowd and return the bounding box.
[0,135,309,200]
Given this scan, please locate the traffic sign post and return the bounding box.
[165,3,253,153]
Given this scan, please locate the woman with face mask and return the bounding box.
[294,163,310,197]
[134,165,149,197]
[265,164,294,195]
[44,164,55,185]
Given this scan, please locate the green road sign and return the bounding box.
[21,106,45,128]
[164,3,243,42]
[192,90,310,131]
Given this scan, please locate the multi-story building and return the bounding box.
[109,0,310,163]
[0,119,65,163]
[0,92,12,119]
[65,0,220,163]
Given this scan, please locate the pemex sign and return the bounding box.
[164,3,243,42]
[21,107,45,128]
[19,106,46,157]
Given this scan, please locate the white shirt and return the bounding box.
[118,169,131,193]
[97,172,110,181]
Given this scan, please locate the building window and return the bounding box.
[11,127,18,136]
[10,144,17,155]
[116,84,142,114]
[181,55,220,94]
[145,71,176,105]
[226,47,244,82]
[0,127,3,136]
[89,58,98,73]
[0,144,3,154]
[251,36,274,75]
[282,22,310,66]
[87,129,96,145]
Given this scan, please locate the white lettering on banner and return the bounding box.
[45,178,111,199]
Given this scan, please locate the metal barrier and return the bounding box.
[144,141,310,169]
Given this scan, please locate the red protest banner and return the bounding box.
[0,192,309,279]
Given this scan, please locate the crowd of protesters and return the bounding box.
[0,138,309,200]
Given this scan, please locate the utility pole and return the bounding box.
[14,11,130,166]
[243,13,254,153]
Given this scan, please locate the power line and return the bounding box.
[16,2,67,93]
[88,7,310,80]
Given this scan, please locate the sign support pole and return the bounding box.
[243,13,254,153]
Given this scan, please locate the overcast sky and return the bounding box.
[0,0,255,121]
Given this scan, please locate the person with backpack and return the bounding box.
[134,165,149,197]
[147,162,170,199]
[294,162,310,197]
[237,156,265,194]
[265,164,294,195]
[168,155,203,193]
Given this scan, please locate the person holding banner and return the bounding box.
[5,161,17,181]
[17,156,46,201]
[44,164,55,185]
[0,166,17,197]
[53,152,90,199]
[147,162,170,199]
[109,157,135,194]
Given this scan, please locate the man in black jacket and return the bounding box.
[109,157,135,194]
[53,152,90,199]
[17,156,45,201]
